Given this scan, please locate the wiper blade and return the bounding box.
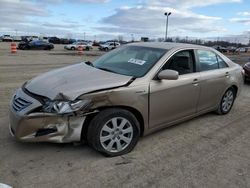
[96,67,117,74]
[85,61,94,67]
[84,62,117,74]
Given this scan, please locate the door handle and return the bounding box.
[225,72,230,78]
[192,78,199,86]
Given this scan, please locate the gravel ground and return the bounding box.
[0,42,250,188]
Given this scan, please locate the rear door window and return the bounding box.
[197,50,219,71]
[217,55,228,68]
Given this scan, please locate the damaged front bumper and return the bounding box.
[9,88,89,143]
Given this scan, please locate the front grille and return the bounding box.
[12,96,32,112]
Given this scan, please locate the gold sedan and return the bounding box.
[9,42,244,156]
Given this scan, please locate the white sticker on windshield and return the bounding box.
[128,58,146,65]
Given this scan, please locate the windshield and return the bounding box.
[93,45,167,77]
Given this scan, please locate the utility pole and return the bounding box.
[164,12,171,41]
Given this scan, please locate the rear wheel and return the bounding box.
[86,47,90,51]
[71,47,75,50]
[216,87,236,115]
[87,108,140,157]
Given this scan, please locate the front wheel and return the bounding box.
[87,108,140,157]
[216,88,236,115]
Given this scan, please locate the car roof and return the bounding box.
[127,42,211,51]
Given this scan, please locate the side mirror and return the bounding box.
[158,69,179,80]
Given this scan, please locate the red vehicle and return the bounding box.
[243,62,250,82]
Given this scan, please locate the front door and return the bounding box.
[149,50,200,128]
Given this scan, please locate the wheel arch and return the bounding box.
[221,84,238,99]
[216,84,238,115]
[231,85,238,96]
[81,105,145,141]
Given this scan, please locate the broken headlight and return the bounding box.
[43,99,92,114]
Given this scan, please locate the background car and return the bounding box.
[48,37,61,44]
[227,46,237,53]
[69,39,77,44]
[99,42,120,51]
[39,36,49,42]
[18,40,54,50]
[60,38,71,44]
[243,61,250,82]
[64,42,92,50]
[213,46,228,53]
[2,35,13,42]
[92,41,100,46]
[235,47,247,53]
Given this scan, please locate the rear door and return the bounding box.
[195,49,231,112]
[149,50,201,128]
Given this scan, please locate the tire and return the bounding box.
[216,87,236,115]
[105,47,108,51]
[87,108,140,157]
[86,47,89,51]
[71,47,75,50]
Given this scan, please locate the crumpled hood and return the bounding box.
[25,63,133,100]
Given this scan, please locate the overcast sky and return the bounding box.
[0,0,250,42]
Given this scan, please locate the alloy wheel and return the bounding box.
[100,117,133,153]
[222,89,234,112]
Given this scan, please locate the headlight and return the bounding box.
[43,99,92,114]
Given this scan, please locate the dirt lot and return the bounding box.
[0,42,250,188]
